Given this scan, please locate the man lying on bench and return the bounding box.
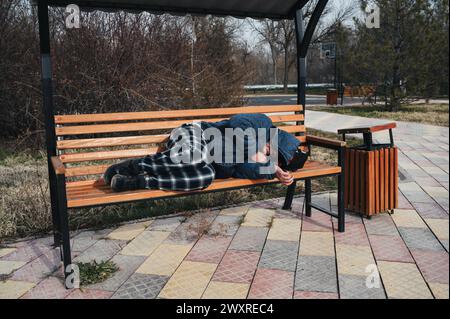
[103,113,309,192]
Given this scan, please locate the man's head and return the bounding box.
[283,149,309,172]
[275,129,309,171]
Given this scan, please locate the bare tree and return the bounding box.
[248,19,283,84]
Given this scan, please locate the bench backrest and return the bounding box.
[54,105,305,180]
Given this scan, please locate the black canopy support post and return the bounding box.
[284,0,328,212]
[37,0,61,247]
[294,8,307,108]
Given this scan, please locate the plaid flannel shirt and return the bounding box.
[136,122,215,191]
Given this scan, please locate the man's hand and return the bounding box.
[275,165,294,186]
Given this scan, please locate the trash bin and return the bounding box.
[326,89,338,105]
[338,123,398,218]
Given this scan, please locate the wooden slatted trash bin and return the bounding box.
[338,123,398,218]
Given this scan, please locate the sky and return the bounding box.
[238,0,360,49]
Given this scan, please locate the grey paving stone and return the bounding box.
[402,191,435,204]
[229,226,269,252]
[442,240,449,252]
[295,255,337,293]
[111,273,169,299]
[74,239,127,263]
[339,274,386,299]
[363,214,399,236]
[71,229,112,252]
[88,254,146,292]
[259,240,298,272]
[398,227,445,252]
[208,215,241,236]
[148,217,184,232]
[165,212,217,245]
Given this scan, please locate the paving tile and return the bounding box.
[120,231,169,256]
[334,223,370,246]
[398,227,445,252]
[424,218,449,241]
[338,274,386,299]
[422,186,449,199]
[413,177,443,188]
[21,276,71,299]
[311,193,331,209]
[148,216,184,232]
[0,260,26,275]
[65,289,113,299]
[112,273,169,299]
[259,240,298,272]
[363,214,399,236]
[228,226,268,252]
[212,250,260,284]
[295,255,337,293]
[241,208,275,227]
[411,250,449,284]
[185,236,232,264]
[0,280,35,299]
[442,240,449,252]
[342,211,364,224]
[71,229,111,253]
[378,261,433,299]
[429,283,449,299]
[299,231,334,257]
[1,240,51,263]
[391,209,427,228]
[107,221,152,241]
[267,218,301,242]
[208,215,241,237]
[11,249,61,283]
[301,212,333,232]
[136,243,193,276]
[219,205,250,216]
[74,239,127,263]
[158,261,217,299]
[87,254,146,292]
[0,248,16,258]
[368,234,414,263]
[397,192,414,209]
[165,212,217,245]
[202,281,250,299]
[399,182,435,204]
[248,268,294,299]
[335,244,376,276]
[293,291,338,299]
[274,209,301,221]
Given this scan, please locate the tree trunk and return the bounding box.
[283,48,289,93]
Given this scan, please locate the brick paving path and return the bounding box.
[0,113,447,299]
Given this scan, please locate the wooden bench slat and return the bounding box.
[63,134,306,176]
[57,134,169,150]
[57,125,306,150]
[55,114,305,136]
[66,161,329,192]
[66,161,340,208]
[60,147,161,163]
[55,105,303,124]
[61,135,306,166]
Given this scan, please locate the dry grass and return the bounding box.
[308,103,449,127]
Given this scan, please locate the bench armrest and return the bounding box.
[51,156,66,175]
[306,135,346,150]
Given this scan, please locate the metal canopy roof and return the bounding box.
[44,0,310,19]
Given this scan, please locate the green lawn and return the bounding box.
[308,103,449,127]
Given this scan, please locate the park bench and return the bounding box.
[50,104,346,283]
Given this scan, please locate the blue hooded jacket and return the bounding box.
[201,113,301,180]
